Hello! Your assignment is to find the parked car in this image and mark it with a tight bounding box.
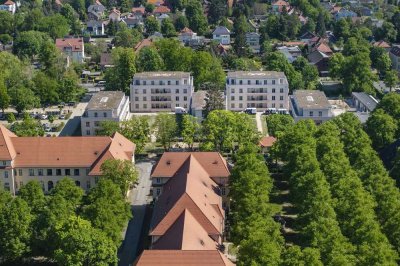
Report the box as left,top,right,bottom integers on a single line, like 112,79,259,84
277,108,289,115
175,107,187,114
43,123,51,132
95,81,106,87
39,114,48,120
244,108,257,115
59,114,66,120
263,108,277,115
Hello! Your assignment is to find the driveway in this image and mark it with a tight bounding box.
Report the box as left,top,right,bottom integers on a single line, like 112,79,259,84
59,102,88,136
118,161,153,266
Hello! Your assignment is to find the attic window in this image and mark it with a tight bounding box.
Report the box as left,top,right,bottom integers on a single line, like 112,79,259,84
166,160,171,165
200,240,205,246
94,151,98,155
306,96,314,102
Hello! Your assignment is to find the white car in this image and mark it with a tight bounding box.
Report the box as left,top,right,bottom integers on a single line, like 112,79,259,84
40,114,48,120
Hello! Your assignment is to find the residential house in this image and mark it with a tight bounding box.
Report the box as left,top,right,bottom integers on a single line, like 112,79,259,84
300,31,317,45
373,40,391,52
298,14,308,25
0,0,16,14
134,38,154,52
147,0,164,6
100,52,113,69
81,91,130,136
390,46,400,72
87,0,105,20
351,92,379,113
271,0,291,13
131,7,145,15
130,72,194,112
86,20,105,35
226,71,290,111
0,125,135,195
153,5,170,17
313,41,333,56
109,8,121,21
55,38,85,64
245,32,261,53
276,45,302,63
122,15,144,28
308,50,330,76
333,8,357,21
290,90,333,124
150,152,230,208
179,27,197,44
360,6,372,16
212,26,231,45
190,90,207,119
156,13,170,23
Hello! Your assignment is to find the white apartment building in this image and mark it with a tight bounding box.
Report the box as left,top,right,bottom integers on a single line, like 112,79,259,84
290,90,333,124
0,125,135,195
130,72,194,112
225,71,289,111
81,91,130,136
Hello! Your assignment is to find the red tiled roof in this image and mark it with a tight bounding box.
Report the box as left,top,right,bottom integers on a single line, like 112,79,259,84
180,27,193,34
150,155,224,237
55,38,84,52
272,0,290,6
151,152,230,180
259,136,277,148
134,38,153,52
134,250,234,266
4,0,15,5
316,42,333,55
0,126,16,160
110,8,121,15
281,41,306,46
373,40,390,48
0,125,135,172
147,0,164,5
153,5,170,13
132,7,145,14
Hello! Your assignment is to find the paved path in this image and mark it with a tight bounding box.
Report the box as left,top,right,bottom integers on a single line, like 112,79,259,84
255,112,263,134
59,102,88,136
118,161,153,266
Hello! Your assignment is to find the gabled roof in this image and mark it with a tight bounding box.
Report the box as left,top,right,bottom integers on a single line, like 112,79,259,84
300,31,316,40
315,42,332,54
272,0,290,6
180,27,193,34
373,40,390,48
150,155,224,237
153,5,170,13
0,125,135,171
4,0,14,5
212,26,230,35
152,209,218,250
307,50,329,64
0,126,16,161
134,250,234,266
134,38,153,51
55,38,84,52
151,152,230,179
132,7,145,14
259,136,277,147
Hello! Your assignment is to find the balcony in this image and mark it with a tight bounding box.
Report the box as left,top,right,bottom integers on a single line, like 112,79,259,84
151,89,171,94
151,97,171,102
247,97,268,101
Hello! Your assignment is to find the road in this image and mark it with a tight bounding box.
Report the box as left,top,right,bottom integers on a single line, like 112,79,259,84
255,112,263,134
59,102,88,136
118,161,153,266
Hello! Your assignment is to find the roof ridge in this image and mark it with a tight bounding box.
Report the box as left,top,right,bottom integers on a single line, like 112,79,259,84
0,125,16,160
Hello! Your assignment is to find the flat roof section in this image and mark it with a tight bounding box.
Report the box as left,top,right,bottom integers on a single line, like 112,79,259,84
86,91,126,111
293,90,331,109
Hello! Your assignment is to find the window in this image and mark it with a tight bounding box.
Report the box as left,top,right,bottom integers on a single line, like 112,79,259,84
103,112,107,117
48,181,54,191
280,88,284,93
135,104,139,109
56,169,62,176
47,169,52,176
239,103,243,108
280,78,284,84
74,169,80,176
86,169,90,175
231,88,235,93
38,169,43,176
221,187,226,195
65,169,70,176
168,81,171,85
4,171,8,178
175,89,179,93
4,182,10,191
135,97,139,101
94,121,100,127
184,96,187,101
231,103,235,108
231,96,235,100
29,169,34,176
176,96,179,101
135,89,139,94
40,181,45,191
75,180,81,187
143,104,147,108
143,81,146,85
94,112,98,118
135,80,140,85
156,178,161,184
13,169,16,176
272,96,276,100
272,88,276,93
95,176,99,184
156,188,161,196
247,80,251,85
239,88,243,93
86,122,90,127
280,96,283,100
86,130,91,135
19,181,23,188
86,180,91,189
151,81,155,85
239,96,243,100
319,111,323,117
272,103,276,108
143,89,146,94
18,169,22,176
143,96,147,101
184,79,188,85
272,80,276,85
176,103,180,107
2,161,5,166
176,80,179,85
264,80,267,85
239,80,243,85
256,80,259,85
310,111,314,117
183,89,187,93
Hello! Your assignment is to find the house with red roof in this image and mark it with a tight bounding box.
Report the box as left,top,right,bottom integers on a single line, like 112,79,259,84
271,0,290,13
55,38,85,65
0,0,16,14
373,40,391,52
153,5,170,16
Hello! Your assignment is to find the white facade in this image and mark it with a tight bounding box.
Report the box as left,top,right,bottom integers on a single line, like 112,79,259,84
81,91,130,136
290,90,333,124
130,72,194,112
225,71,290,111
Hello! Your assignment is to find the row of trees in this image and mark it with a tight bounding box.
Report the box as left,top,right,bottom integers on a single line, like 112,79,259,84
0,158,137,264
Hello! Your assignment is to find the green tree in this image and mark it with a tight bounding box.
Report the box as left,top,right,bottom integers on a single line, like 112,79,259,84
191,51,225,88
376,93,400,120
174,15,189,31
292,56,319,89
32,71,60,105
181,115,201,150
316,12,326,37
58,73,81,102
153,113,177,150
161,18,177,37
18,180,46,214
0,78,10,113
10,87,40,114
155,38,193,71
370,46,392,74
384,70,399,93
51,178,84,208
0,197,33,261
13,31,50,60
39,14,70,39
282,246,323,266
11,117,45,136
121,116,150,154
71,0,87,20
100,159,138,196
82,179,131,245
53,216,117,266
0,10,13,35
96,121,120,136
185,0,208,35
114,25,142,47
266,114,294,137
365,109,398,149
333,18,350,40
208,0,226,24
202,83,225,117
39,39,60,75
145,16,160,35
374,21,397,43
136,46,164,72
104,47,136,93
